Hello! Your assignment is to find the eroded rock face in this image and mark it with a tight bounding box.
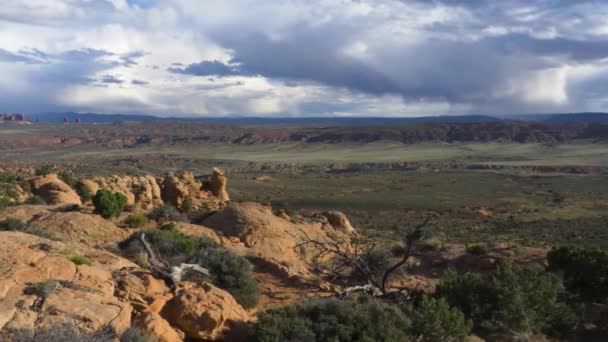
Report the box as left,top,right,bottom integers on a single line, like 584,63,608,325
321,211,357,235
36,169,226,213
0,205,129,245
209,167,230,203
114,269,184,342
161,282,250,341
115,270,249,341
0,232,136,338
162,171,207,209
202,202,352,278
135,312,184,342
29,174,82,205
7,184,30,204
82,175,163,210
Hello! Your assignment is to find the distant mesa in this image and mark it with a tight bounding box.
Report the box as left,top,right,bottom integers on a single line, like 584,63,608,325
0,112,31,124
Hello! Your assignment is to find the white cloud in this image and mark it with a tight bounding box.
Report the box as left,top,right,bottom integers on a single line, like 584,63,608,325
0,0,607,116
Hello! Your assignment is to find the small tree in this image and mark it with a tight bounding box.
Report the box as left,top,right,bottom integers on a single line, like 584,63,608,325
253,299,411,342
299,216,431,295
119,227,259,308
92,189,127,218
124,214,149,228
35,165,55,176
436,262,576,338
547,246,608,303
407,296,472,342
0,218,26,231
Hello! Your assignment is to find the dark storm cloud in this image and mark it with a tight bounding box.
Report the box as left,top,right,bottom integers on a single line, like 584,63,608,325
172,28,402,96
0,47,142,112
3,0,608,115
170,0,608,113
100,75,124,84
169,60,242,76
120,51,145,67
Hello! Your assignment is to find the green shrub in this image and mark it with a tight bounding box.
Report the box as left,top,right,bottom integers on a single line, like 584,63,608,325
92,189,127,218
0,217,26,231
547,246,608,303
180,197,194,213
120,227,258,308
159,222,177,231
25,195,46,205
0,217,61,240
466,244,488,256
0,172,18,183
119,327,156,342
149,204,189,223
75,183,93,202
0,196,9,210
69,255,92,266
143,226,198,257
26,280,59,299
9,324,155,342
35,165,55,176
26,229,62,241
436,263,576,337
419,238,443,251
253,299,411,342
124,214,149,228
58,171,77,187
407,296,472,342
192,238,259,308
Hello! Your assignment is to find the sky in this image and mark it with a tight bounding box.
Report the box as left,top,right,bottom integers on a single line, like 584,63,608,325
1,0,608,117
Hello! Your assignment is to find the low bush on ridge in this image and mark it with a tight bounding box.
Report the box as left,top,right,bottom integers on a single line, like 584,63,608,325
253,297,472,342
436,262,578,338
124,214,149,228
93,189,127,219
120,226,259,308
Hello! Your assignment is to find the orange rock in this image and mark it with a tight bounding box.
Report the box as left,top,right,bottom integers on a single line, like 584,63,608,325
29,174,82,205
322,211,357,235
135,312,184,342
210,167,230,203
161,282,250,341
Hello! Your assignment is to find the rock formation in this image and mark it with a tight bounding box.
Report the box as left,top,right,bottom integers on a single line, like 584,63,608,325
209,167,230,203
0,113,29,124
0,232,135,338
202,202,353,278
0,205,129,245
162,171,200,208
161,282,250,341
115,269,250,341
81,175,163,210
321,211,357,235
29,174,82,205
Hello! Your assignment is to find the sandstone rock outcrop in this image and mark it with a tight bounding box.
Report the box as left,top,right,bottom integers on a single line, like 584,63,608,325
161,282,250,341
81,175,163,210
0,232,135,338
29,174,82,205
321,211,357,235
45,169,228,213
202,202,352,278
0,205,129,245
162,171,210,209
3,184,30,204
116,269,249,341
209,167,230,203
135,312,184,342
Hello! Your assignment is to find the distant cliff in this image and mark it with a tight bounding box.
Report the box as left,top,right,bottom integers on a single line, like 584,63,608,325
1,112,29,123
1,121,608,150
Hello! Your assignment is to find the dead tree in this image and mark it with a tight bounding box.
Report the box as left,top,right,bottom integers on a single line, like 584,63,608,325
299,216,432,297
139,233,210,288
